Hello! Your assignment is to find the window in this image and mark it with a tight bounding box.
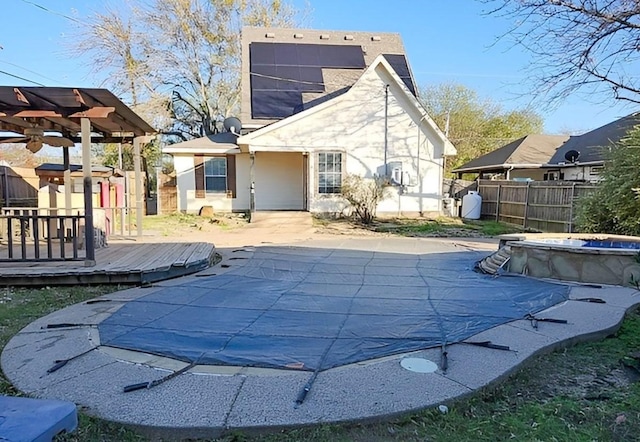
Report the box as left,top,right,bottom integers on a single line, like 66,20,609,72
318,152,342,194
204,157,227,193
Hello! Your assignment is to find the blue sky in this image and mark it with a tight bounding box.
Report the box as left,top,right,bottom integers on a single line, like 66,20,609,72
1,0,636,134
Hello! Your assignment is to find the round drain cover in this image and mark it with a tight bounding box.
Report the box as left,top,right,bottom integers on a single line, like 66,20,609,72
400,357,438,373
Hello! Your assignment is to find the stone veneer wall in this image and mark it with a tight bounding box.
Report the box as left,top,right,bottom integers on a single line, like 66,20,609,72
509,243,640,287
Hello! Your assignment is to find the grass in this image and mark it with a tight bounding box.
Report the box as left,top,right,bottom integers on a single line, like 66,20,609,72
1,285,639,441
372,217,525,238
0,285,143,441
140,212,249,236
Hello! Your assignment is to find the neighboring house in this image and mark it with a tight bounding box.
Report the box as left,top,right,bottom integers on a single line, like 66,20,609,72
544,112,640,182
167,28,456,216
452,134,570,180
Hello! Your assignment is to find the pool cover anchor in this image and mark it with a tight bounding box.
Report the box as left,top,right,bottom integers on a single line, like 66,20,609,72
123,360,198,393
440,343,448,374
525,313,568,330
295,370,319,406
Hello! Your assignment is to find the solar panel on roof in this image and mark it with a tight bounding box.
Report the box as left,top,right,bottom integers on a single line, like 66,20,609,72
251,90,303,119
383,54,417,96
250,42,366,119
318,45,366,68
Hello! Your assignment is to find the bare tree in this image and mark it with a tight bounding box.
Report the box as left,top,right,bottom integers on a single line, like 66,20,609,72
484,1,640,105
71,0,305,140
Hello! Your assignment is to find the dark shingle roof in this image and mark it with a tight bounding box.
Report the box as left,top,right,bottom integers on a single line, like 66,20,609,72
548,112,640,165
452,134,570,173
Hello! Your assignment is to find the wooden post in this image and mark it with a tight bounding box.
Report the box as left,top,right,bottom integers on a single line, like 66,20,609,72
495,184,501,222
156,166,162,215
81,118,95,266
133,137,144,237
568,182,576,233
524,181,531,229
63,146,71,216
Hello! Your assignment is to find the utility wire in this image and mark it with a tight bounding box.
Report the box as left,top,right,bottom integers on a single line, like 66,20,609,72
19,0,82,24
0,60,64,85
0,70,45,86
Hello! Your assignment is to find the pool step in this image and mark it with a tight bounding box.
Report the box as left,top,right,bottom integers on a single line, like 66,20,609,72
476,245,512,275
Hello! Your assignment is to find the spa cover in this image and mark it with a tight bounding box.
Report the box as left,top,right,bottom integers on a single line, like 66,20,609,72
98,247,569,371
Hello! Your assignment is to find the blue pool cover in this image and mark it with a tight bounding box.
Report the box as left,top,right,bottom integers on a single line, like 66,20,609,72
98,247,569,371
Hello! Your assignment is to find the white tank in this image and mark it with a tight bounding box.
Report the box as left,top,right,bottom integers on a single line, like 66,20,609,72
461,191,482,219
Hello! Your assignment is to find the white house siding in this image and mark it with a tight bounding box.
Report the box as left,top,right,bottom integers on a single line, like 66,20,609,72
254,152,305,210
240,62,447,216
173,154,251,213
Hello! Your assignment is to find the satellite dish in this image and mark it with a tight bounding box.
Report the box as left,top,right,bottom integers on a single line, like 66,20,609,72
223,117,242,135
564,149,580,163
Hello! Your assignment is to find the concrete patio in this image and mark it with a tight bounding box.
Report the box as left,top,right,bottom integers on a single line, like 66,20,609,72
2,236,639,440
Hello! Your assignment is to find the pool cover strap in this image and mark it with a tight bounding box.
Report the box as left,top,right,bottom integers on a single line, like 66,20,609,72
123,360,199,393
465,341,511,351
525,313,568,329
47,347,98,374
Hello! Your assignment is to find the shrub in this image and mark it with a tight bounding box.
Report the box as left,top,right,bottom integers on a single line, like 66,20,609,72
340,174,390,224
575,126,640,235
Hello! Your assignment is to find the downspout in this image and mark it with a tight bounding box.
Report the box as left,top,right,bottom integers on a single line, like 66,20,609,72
506,166,514,180
384,84,389,178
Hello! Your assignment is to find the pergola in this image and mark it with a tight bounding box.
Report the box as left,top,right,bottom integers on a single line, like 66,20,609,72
0,86,156,264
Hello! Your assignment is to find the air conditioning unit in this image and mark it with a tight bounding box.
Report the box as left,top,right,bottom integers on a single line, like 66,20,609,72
391,167,411,187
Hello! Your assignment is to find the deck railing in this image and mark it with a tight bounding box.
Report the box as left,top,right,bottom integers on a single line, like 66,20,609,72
0,209,84,262
0,206,143,263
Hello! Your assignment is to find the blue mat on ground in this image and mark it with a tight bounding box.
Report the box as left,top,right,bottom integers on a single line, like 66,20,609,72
98,247,569,371
0,395,77,442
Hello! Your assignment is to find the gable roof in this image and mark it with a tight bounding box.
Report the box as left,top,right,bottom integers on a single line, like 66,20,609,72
452,134,570,173
240,27,416,126
237,54,455,155
547,112,640,166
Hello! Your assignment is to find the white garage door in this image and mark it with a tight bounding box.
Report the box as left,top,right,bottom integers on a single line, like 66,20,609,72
254,152,305,210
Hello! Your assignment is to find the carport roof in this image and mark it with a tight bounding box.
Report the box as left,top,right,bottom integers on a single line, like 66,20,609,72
0,86,155,143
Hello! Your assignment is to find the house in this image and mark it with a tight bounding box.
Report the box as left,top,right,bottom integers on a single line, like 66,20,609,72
166,28,456,216
544,112,640,182
451,134,570,180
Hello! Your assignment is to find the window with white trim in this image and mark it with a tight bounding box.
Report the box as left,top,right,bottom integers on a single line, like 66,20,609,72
318,152,342,194
204,157,227,193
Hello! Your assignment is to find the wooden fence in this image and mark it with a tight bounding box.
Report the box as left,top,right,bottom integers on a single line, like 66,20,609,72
0,166,38,207
159,173,177,214
477,180,597,233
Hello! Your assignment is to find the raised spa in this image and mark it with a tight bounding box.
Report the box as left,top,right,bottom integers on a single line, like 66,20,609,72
502,234,640,286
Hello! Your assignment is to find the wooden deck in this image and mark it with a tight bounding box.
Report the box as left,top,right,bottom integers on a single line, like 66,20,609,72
0,241,217,286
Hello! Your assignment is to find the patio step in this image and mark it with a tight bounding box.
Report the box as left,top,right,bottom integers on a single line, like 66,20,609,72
475,245,512,275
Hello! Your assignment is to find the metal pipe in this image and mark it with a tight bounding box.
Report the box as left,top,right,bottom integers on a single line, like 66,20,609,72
384,84,389,177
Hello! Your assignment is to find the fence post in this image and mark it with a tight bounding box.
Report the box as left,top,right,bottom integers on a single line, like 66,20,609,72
524,182,531,229
495,184,501,222
568,183,576,233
